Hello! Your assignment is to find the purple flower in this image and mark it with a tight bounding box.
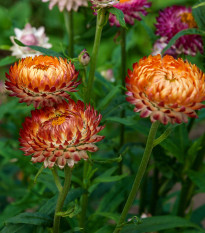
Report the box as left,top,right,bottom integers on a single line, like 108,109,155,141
155,6,203,56
109,0,151,27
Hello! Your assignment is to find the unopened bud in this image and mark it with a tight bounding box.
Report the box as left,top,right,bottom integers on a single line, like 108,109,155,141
78,49,90,66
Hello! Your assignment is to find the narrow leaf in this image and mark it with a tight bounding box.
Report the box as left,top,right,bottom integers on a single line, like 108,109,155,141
98,85,121,111
34,165,44,184
14,39,63,57
121,216,202,233
108,8,127,29
153,126,173,147
6,212,52,226
162,28,205,54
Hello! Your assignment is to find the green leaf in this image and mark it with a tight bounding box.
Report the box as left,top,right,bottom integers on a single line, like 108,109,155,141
193,2,205,8
108,8,127,29
39,188,84,215
160,124,189,163
34,165,44,184
56,202,81,218
121,216,202,233
0,56,18,67
91,155,122,164
14,39,63,57
104,116,138,126
193,0,205,29
93,173,127,184
1,224,33,233
6,212,52,226
188,170,205,192
92,212,120,223
162,28,205,55
153,126,173,147
97,85,121,111
94,226,114,233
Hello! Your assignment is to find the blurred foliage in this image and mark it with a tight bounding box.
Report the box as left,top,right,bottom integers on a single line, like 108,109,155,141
0,0,205,232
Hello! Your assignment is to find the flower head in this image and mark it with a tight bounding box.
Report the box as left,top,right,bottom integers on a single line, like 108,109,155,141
42,0,88,11
10,23,52,59
109,0,151,27
126,55,205,124
19,99,105,168
155,6,203,56
5,55,80,108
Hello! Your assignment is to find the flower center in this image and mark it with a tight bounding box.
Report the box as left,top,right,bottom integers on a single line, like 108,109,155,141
34,64,49,71
119,0,131,3
180,12,197,28
52,116,66,126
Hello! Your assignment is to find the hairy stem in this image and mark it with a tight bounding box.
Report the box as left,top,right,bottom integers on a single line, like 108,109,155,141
85,8,108,103
64,10,74,57
53,166,72,233
113,121,160,233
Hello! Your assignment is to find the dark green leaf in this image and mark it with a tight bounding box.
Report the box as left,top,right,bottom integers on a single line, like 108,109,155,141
91,212,120,223
97,85,121,111
104,116,138,126
188,170,205,192
153,126,173,147
6,212,52,226
1,224,34,233
108,8,127,29
39,188,84,215
193,0,205,29
121,216,202,233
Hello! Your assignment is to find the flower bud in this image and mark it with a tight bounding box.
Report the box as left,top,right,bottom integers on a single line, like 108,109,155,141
78,49,90,66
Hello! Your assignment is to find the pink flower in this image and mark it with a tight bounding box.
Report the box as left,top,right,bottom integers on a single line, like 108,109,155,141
155,6,203,56
152,37,177,57
42,0,88,11
109,0,151,27
10,23,52,58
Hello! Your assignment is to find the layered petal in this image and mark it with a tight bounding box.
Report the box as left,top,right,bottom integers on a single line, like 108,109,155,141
5,55,80,108
19,99,105,169
126,55,205,124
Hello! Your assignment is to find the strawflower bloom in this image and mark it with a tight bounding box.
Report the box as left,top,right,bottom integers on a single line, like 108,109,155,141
19,99,105,168
42,0,88,11
5,55,80,108
10,23,52,58
126,55,205,125
109,0,151,27
155,6,203,56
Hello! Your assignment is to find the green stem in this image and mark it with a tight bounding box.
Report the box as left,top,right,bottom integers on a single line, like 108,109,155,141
113,121,160,233
118,28,126,175
52,167,63,192
85,8,107,103
79,9,107,231
53,166,72,233
79,161,89,231
64,10,74,57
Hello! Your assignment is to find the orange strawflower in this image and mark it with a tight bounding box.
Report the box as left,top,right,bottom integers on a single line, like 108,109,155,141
19,99,105,168
5,55,80,108
126,55,205,124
